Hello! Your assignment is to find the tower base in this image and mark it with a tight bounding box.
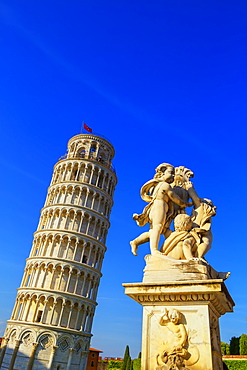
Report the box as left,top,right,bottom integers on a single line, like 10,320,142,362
0,323,90,370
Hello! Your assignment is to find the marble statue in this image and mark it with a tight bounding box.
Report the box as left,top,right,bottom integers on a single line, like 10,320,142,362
130,164,192,256
130,164,216,260
125,164,233,370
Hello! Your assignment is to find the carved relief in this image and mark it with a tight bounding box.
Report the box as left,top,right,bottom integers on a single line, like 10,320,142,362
39,334,53,349
22,331,35,347
58,337,70,352
156,309,199,370
209,310,223,369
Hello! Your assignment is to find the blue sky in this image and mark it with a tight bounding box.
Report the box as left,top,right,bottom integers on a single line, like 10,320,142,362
1,0,247,359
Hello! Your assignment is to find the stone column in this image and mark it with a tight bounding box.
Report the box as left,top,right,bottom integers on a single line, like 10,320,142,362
85,216,91,235
48,345,58,369
89,168,94,184
49,268,56,289
26,342,38,370
67,304,73,328
78,215,84,233
41,268,48,288
23,298,32,321
80,309,87,331
40,300,48,324
58,303,66,327
86,279,92,298
91,248,98,267
79,351,88,370
66,348,75,370
31,298,39,322
20,268,27,287
79,243,86,263
57,267,64,290
72,241,80,260
73,272,80,294
74,308,80,330
84,190,89,207
8,339,21,370
65,271,72,291
49,300,56,325
0,338,9,367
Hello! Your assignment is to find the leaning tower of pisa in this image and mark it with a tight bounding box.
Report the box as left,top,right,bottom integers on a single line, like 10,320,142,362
0,133,117,370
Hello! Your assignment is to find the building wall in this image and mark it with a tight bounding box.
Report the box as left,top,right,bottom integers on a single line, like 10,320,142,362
86,349,102,370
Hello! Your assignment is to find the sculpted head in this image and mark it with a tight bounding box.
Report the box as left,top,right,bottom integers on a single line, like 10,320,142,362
168,309,181,324
154,163,175,183
174,214,192,231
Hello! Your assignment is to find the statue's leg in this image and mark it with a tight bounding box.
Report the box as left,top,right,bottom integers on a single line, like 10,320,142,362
149,223,164,255
197,233,212,258
197,240,211,258
149,200,168,255
130,232,150,256
182,239,194,260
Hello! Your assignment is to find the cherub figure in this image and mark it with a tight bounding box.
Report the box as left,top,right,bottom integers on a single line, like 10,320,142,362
157,309,189,370
160,309,187,350
185,182,216,258
161,194,216,261
161,214,198,260
130,163,192,256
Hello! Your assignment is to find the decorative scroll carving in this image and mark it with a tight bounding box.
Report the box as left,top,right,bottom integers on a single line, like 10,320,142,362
136,293,225,315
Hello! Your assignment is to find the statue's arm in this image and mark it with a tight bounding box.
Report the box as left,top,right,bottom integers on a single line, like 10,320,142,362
185,182,201,207
160,310,169,325
165,184,192,207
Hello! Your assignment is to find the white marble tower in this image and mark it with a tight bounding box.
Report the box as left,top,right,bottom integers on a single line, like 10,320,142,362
0,133,117,370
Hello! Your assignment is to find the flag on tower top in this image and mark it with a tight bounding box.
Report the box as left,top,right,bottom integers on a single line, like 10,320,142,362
83,123,92,133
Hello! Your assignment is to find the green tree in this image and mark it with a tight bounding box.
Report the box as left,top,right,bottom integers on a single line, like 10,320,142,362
138,352,141,359
130,359,134,370
122,346,130,370
240,334,247,355
126,356,131,370
133,358,141,370
221,342,230,355
229,336,240,355
108,361,123,370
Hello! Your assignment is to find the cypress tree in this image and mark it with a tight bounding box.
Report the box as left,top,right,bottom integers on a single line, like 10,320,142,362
229,336,240,355
126,356,131,370
130,359,134,370
122,346,130,370
138,352,141,359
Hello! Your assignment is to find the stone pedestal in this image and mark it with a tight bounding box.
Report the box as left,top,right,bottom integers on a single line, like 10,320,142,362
123,257,234,370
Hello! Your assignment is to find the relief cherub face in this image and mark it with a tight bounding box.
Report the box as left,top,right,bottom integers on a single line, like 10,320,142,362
169,314,179,324
168,309,180,324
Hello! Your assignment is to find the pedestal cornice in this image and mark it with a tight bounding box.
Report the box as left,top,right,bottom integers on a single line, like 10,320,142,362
123,279,234,316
